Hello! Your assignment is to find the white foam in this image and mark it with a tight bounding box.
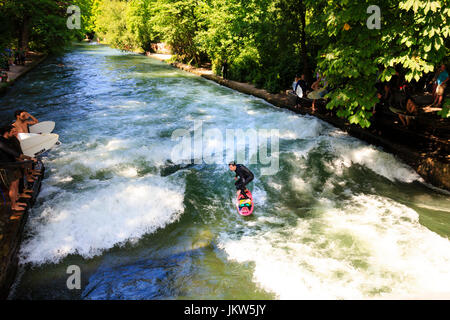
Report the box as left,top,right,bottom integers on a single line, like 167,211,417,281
219,194,450,299
291,176,312,193
329,137,422,183
20,176,185,265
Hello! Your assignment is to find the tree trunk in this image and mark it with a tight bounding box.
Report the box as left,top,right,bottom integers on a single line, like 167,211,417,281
299,0,311,84
18,15,31,50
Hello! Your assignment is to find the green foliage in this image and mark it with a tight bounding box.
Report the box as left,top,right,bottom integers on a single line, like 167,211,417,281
126,0,158,52
0,0,93,52
94,0,136,50
2,0,449,125
438,99,450,118
87,0,312,91
195,0,311,92
308,0,450,127
150,0,206,65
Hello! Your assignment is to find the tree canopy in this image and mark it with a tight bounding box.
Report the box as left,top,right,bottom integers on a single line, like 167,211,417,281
1,0,449,124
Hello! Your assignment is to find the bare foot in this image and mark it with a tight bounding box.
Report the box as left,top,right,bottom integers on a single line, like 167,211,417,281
19,193,32,199
10,213,24,220
12,203,26,211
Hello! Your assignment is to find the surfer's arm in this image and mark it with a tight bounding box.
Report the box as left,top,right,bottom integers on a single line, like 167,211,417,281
242,166,254,180
25,112,39,125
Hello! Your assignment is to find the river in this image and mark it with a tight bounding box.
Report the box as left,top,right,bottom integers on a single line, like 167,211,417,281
1,43,449,299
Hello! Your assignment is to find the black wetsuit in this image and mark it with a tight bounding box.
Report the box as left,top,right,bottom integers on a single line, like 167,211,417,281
0,137,20,163
234,164,254,198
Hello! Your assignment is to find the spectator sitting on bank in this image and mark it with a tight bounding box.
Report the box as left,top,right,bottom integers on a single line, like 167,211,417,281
393,97,418,127
0,125,28,214
432,64,448,107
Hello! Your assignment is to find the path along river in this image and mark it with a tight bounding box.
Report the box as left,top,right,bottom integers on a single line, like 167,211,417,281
1,43,449,299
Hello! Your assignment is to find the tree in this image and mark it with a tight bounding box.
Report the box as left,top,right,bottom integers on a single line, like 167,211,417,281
151,0,206,65
308,0,450,127
126,0,158,52
93,0,135,50
0,0,85,52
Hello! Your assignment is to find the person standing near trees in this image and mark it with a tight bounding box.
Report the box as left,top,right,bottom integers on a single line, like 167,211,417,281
221,59,229,79
294,74,309,108
432,64,448,107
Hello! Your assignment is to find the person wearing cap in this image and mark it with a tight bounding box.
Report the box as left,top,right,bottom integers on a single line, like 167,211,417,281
228,161,254,200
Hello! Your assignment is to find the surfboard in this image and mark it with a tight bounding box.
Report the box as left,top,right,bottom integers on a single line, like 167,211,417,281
295,84,303,98
389,106,416,119
29,121,55,134
236,190,254,216
18,133,60,157
292,82,304,98
307,88,327,100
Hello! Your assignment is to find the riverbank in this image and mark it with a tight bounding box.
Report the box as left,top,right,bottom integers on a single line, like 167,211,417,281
0,162,45,299
146,52,450,192
0,52,48,95
0,52,48,299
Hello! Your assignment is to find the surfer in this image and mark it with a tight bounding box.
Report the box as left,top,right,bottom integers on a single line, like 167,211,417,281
12,110,39,133
228,161,254,199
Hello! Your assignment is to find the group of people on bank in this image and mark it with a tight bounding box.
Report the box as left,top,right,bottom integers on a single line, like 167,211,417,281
290,72,329,112
289,64,449,127
0,111,41,219
0,48,27,83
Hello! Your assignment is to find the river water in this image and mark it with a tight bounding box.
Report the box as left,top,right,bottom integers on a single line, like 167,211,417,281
1,43,449,299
